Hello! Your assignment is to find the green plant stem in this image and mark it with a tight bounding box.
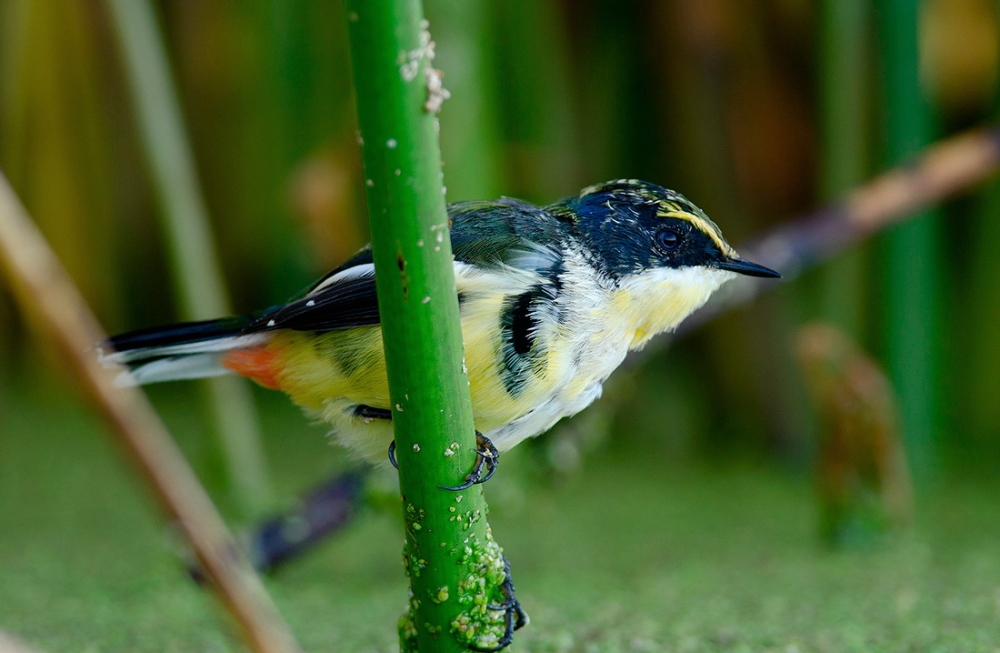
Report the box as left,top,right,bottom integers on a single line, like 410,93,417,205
104,0,270,514
425,0,503,201
344,2,510,651
492,0,576,199
819,0,870,337
966,160,1000,445
877,0,941,481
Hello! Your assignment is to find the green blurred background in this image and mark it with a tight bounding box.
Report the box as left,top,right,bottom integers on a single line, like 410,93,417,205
2,0,1000,650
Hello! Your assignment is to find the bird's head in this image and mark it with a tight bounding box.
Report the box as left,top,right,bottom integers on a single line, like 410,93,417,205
550,179,780,281
549,179,780,347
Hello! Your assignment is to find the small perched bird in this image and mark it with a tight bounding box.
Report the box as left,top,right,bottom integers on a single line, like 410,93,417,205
101,179,779,466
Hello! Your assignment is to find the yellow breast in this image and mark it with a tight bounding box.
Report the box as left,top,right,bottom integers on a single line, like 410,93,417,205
611,265,734,350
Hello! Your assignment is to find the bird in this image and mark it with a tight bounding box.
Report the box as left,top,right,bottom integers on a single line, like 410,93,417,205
100,179,780,470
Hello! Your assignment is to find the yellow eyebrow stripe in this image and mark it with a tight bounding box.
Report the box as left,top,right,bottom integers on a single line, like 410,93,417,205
659,210,736,257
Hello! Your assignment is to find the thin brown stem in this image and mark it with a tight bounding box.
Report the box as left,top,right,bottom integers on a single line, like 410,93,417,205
0,630,46,653
679,125,1000,335
0,171,301,653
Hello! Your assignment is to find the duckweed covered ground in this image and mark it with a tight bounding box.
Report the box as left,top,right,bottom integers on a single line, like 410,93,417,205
2,379,999,652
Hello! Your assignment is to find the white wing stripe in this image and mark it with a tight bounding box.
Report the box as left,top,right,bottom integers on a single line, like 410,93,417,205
308,263,376,295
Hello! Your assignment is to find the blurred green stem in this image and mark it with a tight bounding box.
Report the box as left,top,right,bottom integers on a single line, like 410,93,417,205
819,0,870,337
104,0,271,514
492,0,576,199
345,1,513,650
425,0,503,200
966,156,1000,445
876,0,940,481
0,170,301,653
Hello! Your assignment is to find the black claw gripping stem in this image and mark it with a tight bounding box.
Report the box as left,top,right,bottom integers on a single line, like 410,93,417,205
387,429,500,491
468,555,528,652
440,431,499,491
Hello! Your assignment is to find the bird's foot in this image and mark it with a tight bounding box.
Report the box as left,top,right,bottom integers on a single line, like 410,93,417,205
440,431,499,491
468,555,528,652
388,439,398,469
388,430,499,490
356,404,393,423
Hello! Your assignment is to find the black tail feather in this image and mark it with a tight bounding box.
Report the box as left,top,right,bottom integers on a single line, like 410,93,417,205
104,315,255,355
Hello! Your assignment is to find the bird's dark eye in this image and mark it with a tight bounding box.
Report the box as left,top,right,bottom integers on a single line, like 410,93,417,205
657,229,681,250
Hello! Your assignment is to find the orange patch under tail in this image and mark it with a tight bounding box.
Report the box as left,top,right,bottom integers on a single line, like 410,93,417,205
222,346,283,390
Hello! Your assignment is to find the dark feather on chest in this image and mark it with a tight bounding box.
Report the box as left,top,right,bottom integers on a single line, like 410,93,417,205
498,282,560,398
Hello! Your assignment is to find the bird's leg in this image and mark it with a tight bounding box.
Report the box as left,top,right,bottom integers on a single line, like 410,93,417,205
367,399,499,488
439,431,500,491
356,404,393,422
388,439,398,470
353,405,398,468
468,554,528,652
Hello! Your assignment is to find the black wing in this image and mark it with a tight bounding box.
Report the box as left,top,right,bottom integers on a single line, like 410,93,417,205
247,270,380,333
245,198,567,335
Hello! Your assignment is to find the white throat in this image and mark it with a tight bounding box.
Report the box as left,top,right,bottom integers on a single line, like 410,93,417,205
612,265,735,349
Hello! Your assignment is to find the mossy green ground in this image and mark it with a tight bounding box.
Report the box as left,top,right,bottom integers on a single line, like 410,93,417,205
2,378,999,652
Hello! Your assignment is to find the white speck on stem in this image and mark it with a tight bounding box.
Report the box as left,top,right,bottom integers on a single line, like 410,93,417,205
412,443,421,453
387,138,398,149
400,58,419,82
422,296,431,304
417,239,424,247
395,169,401,176
444,448,454,457
399,24,433,82
395,404,404,412
424,67,450,114
365,179,374,187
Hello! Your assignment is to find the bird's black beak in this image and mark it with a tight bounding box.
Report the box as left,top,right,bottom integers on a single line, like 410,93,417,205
715,257,782,278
